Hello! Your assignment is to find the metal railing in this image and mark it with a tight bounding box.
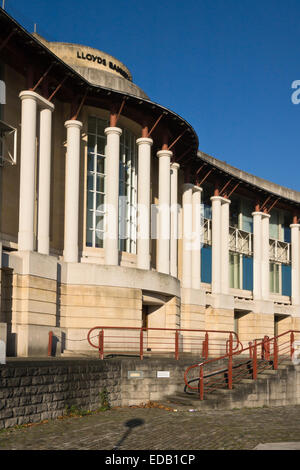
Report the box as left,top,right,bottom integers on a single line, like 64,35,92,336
203,218,212,245
184,330,300,400
85,326,241,360
229,226,253,255
269,238,291,264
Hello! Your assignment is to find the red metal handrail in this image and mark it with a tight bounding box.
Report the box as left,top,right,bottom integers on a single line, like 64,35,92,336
184,330,300,400
48,331,53,357
87,326,241,360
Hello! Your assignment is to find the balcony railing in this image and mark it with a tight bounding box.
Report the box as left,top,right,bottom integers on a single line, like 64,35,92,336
229,226,253,255
269,238,291,264
203,218,212,245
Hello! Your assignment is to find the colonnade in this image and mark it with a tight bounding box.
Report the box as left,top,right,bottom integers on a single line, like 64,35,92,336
17,90,183,277
17,90,300,310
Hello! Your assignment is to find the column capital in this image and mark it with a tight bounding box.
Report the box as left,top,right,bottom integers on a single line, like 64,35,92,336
290,224,300,229
65,119,83,130
157,149,173,159
252,211,263,217
252,211,270,218
171,162,180,170
19,90,54,111
104,126,122,136
211,195,230,204
193,185,203,193
136,137,153,146
221,197,231,205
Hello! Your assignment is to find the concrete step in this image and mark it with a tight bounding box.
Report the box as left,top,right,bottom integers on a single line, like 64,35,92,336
62,350,100,357
240,378,255,384
279,359,292,365
259,369,277,375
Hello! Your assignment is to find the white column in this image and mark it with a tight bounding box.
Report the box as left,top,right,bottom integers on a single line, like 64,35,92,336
192,186,203,290
136,137,153,270
290,224,300,306
182,184,193,288
170,162,180,278
104,126,122,266
211,196,222,294
63,120,82,263
18,91,38,251
261,212,270,300
252,211,262,300
221,198,231,294
157,149,172,274
37,106,54,255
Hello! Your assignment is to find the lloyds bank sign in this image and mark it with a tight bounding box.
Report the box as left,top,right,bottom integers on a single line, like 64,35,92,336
76,51,130,81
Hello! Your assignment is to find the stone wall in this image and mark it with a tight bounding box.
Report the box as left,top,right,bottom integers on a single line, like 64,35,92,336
1,356,300,429
0,357,193,429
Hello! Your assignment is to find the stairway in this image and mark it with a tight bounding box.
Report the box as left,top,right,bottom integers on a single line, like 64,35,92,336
160,359,299,410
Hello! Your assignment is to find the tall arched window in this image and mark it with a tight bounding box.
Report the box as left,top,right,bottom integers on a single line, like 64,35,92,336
119,128,137,254
86,116,137,253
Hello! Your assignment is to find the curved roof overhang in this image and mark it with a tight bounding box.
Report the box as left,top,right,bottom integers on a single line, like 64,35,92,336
195,151,300,216
0,9,198,164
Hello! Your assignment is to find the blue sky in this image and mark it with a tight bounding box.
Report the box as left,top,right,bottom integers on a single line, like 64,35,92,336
4,0,300,190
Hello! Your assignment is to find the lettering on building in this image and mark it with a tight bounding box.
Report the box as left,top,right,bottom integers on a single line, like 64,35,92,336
76,51,130,80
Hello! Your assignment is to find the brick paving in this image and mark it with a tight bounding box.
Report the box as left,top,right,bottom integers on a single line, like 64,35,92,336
0,404,300,450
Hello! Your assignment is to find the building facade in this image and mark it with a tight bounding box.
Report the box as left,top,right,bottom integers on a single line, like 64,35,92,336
0,9,300,356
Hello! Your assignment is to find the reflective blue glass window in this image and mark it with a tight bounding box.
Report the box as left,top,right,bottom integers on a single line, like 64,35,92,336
201,245,212,283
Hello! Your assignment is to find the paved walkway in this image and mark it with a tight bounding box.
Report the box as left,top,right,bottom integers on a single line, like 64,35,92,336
1,404,300,450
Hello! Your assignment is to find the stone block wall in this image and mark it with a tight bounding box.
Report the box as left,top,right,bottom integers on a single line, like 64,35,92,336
237,313,274,348
0,357,206,429
0,360,122,429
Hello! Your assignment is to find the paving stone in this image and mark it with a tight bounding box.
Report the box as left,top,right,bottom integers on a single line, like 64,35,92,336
0,404,300,450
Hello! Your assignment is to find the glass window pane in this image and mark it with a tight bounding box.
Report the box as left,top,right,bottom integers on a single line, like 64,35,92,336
230,198,240,228
282,264,291,296
270,262,280,293
87,173,94,191
275,264,280,293
119,163,125,181
96,192,105,210
96,119,106,136
95,234,103,248
97,175,105,193
87,154,94,172
201,245,212,283
86,117,137,252
204,204,212,220
87,210,93,230
96,215,104,231
88,134,96,154
88,117,96,134
86,229,93,247
97,136,105,155
97,156,105,174
243,256,253,291
229,253,240,289
87,191,94,210
270,211,279,240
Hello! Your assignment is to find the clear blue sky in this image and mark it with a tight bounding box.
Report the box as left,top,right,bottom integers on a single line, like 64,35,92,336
4,0,300,191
